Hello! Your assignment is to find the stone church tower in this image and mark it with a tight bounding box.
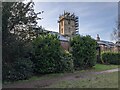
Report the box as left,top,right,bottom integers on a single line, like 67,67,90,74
58,11,79,39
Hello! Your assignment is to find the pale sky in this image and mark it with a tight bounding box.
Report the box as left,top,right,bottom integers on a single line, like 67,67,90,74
34,2,118,42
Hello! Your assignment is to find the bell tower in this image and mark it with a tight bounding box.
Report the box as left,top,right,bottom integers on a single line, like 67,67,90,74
58,11,79,39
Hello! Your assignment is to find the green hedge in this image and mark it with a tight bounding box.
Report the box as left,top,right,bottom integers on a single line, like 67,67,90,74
32,34,75,74
70,35,97,70
3,58,33,82
60,50,74,72
32,34,64,74
101,52,120,65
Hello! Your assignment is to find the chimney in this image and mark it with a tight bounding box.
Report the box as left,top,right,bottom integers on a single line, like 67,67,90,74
97,34,100,41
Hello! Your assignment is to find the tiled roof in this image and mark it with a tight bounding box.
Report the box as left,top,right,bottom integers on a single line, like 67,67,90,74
46,30,69,41
115,41,120,46
97,40,114,47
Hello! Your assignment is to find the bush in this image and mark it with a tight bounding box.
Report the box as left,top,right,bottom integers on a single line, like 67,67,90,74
13,58,33,80
60,51,74,72
70,35,97,70
32,34,63,74
3,58,33,82
2,62,14,82
101,52,120,65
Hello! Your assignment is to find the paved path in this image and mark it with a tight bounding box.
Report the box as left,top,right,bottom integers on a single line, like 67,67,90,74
95,68,119,74
3,68,119,88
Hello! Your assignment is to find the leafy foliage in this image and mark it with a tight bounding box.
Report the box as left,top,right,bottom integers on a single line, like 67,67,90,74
3,58,33,82
70,35,97,69
7,2,43,41
2,1,43,62
101,52,120,65
2,1,43,82
60,50,74,72
32,34,63,74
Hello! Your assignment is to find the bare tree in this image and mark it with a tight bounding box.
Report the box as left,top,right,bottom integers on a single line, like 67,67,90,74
111,23,120,42
111,2,120,43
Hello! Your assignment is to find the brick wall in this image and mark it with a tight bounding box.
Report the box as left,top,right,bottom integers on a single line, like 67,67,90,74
99,45,120,53
113,46,120,52
60,41,69,50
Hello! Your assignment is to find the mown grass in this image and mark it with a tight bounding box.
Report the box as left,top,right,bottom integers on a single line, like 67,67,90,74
15,64,118,83
3,64,118,85
47,72,118,88
92,64,118,71
3,72,65,84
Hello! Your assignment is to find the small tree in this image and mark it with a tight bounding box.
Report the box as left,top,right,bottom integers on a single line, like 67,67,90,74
2,1,43,62
70,35,97,69
2,1,43,82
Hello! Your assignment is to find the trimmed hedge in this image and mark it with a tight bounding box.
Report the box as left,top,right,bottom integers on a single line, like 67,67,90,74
70,35,97,70
101,52,120,65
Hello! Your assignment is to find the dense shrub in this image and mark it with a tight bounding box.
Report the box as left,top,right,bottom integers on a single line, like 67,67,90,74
60,51,74,72
32,34,63,74
2,62,14,82
101,52,120,65
70,35,97,70
3,58,33,82
13,58,33,80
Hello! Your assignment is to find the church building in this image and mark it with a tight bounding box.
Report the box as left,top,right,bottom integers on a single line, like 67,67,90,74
46,11,120,52
57,11,119,52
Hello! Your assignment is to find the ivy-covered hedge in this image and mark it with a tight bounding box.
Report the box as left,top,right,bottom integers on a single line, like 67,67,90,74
70,35,97,70
101,52,120,65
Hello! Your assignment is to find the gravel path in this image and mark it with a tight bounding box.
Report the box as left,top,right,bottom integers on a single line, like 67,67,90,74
3,68,119,88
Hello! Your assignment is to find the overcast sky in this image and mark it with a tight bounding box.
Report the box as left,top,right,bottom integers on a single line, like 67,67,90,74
34,2,118,41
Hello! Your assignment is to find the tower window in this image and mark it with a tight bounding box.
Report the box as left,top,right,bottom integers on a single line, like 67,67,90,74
61,28,63,33
61,21,63,26
68,20,70,24
69,27,70,33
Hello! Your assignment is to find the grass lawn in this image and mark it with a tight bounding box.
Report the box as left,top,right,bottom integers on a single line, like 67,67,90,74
47,72,118,88
92,64,118,71
3,64,119,87
3,72,64,84
14,64,118,83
